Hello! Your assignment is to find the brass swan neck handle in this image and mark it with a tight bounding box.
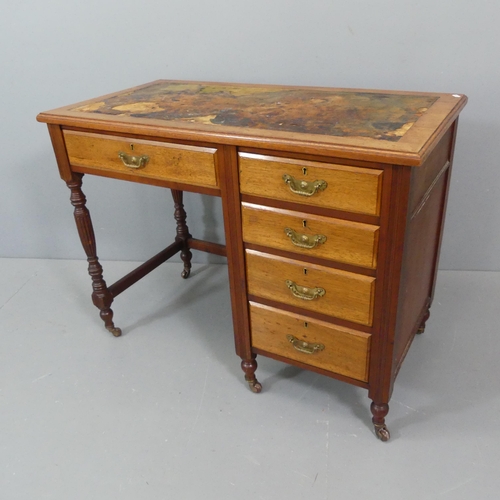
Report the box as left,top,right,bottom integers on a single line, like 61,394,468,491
284,228,327,249
285,280,325,301
282,174,327,197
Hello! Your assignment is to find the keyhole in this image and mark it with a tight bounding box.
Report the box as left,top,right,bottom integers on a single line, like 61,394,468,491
302,220,307,228
303,268,308,275
302,167,308,175
304,322,308,328
130,144,134,151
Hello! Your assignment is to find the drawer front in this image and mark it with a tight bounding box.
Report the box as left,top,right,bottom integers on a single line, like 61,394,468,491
242,203,379,268
246,250,375,326
239,153,383,216
250,302,371,382
64,131,218,188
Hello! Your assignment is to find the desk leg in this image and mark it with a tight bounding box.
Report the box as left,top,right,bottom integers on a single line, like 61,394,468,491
171,190,192,279
241,355,262,393
370,401,390,441
218,145,262,393
66,173,121,337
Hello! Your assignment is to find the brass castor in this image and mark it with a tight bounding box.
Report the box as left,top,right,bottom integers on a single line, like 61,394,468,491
107,326,122,337
416,307,430,334
181,268,191,279
374,424,391,442
247,379,262,393
241,356,261,393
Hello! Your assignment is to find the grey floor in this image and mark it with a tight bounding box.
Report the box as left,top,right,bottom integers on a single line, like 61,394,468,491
1,258,499,499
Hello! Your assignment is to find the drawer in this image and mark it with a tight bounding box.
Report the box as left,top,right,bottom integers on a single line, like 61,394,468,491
242,202,379,268
239,153,383,216
250,302,371,382
63,130,218,188
246,250,375,326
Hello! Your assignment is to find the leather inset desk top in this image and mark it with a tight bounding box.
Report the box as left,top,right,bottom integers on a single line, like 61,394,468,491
72,81,438,142
38,80,467,166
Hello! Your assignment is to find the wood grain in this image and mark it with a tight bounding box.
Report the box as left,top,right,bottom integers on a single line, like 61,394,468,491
242,203,379,268
63,130,218,188
239,153,383,215
37,79,467,166
246,250,375,326
38,79,467,439
250,302,371,382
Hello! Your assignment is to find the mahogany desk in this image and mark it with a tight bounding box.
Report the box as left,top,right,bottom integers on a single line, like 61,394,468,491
37,81,467,441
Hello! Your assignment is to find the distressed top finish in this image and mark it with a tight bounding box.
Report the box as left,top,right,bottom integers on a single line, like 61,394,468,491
37,80,467,165
71,81,437,142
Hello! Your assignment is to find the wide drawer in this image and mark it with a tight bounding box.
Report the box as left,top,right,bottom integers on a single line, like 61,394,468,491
239,153,383,216
246,250,375,326
63,130,218,188
242,202,379,268
250,302,371,382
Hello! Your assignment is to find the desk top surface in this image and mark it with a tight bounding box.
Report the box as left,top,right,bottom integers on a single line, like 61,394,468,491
38,80,467,165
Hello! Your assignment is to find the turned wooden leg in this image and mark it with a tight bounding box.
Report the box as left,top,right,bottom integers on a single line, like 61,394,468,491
417,306,431,334
241,355,262,393
171,189,192,279
371,401,390,441
67,174,121,337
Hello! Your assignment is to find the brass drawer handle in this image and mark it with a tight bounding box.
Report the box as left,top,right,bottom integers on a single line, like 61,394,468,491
284,228,327,249
286,334,325,354
118,151,149,169
285,280,325,301
282,174,327,197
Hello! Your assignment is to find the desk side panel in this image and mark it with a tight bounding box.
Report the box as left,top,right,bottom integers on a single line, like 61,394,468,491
392,122,457,376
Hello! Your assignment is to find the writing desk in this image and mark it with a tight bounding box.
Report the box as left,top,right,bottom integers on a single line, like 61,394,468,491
37,80,467,440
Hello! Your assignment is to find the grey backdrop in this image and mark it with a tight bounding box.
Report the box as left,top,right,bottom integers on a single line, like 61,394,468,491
1,1,499,270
